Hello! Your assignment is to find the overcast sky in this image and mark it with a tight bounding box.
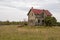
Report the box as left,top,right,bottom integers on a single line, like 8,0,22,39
0,0,60,22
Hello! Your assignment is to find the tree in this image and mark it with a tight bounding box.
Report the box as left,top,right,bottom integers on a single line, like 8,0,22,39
44,16,57,26
56,22,60,26
5,20,10,25
51,17,57,26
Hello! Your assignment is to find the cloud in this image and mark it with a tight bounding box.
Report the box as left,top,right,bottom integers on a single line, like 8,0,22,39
41,3,60,22
0,0,60,21
0,5,27,21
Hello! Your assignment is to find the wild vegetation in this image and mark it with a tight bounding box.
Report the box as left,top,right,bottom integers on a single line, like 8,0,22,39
44,16,57,26
0,25,60,40
0,18,60,40
0,21,28,26
0,20,60,26
0,16,60,40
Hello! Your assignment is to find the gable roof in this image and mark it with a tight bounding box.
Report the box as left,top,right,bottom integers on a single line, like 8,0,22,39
28,7,52,16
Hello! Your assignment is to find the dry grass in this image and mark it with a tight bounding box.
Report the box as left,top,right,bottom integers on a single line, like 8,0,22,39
0,25,60,40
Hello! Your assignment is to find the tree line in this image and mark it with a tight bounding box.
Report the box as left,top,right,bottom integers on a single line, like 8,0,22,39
0,16,60,26
0,21,28,25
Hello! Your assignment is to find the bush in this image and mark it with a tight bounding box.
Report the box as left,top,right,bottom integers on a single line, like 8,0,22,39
44,16,57,26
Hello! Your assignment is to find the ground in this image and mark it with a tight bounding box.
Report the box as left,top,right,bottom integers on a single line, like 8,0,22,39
0,25,60,40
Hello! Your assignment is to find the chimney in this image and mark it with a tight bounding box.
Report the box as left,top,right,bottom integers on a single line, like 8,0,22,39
31,7,33,9
43,9,45,11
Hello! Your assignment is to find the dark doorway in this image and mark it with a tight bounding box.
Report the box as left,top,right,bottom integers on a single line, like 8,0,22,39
38,19,40,23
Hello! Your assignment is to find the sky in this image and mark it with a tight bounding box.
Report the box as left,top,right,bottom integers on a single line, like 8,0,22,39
0,0,60,22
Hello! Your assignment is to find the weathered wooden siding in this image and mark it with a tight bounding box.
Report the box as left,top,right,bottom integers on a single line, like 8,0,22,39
28,11,36,26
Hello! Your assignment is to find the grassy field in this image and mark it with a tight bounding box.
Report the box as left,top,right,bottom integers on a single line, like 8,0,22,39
0,25,60,40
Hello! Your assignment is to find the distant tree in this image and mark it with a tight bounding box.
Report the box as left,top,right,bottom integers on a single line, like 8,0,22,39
5,20,10,25
44,16,57,26
0,21,2,25
56,22,60,26
23,18,28,26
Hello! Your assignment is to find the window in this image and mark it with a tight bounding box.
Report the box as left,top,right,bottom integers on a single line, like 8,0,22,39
42,20,44,24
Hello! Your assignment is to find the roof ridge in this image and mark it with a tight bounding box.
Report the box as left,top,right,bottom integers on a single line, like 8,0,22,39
32,8,48,11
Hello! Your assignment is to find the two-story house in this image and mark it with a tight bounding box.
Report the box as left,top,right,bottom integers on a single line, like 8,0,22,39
27,7,52,26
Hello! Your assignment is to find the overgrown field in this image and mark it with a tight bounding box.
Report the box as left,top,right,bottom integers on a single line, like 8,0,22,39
0,25,60,40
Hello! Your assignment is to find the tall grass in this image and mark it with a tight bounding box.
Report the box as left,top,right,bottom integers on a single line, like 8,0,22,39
0,25,60,40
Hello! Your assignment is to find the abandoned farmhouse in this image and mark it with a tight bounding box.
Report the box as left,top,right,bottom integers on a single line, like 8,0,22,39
27,7,52,26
